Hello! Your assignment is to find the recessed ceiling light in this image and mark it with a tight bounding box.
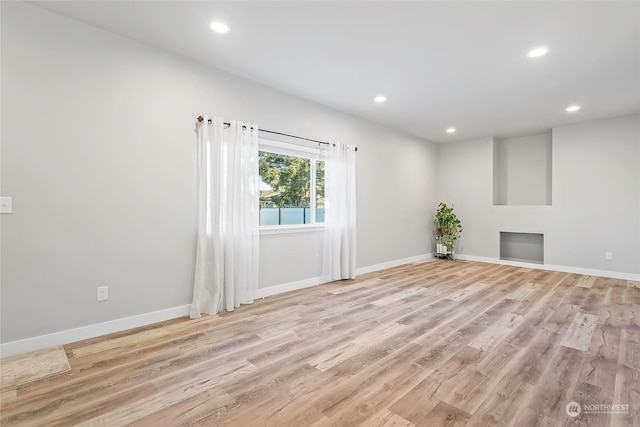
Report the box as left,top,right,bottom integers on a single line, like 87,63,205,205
566,105,581,112
446,128,456,134
528,46,548,58
374,95,386,103
210,21,229,34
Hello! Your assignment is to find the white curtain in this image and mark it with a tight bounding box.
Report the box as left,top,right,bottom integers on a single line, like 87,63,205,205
323,142,357,281
190,115,259,318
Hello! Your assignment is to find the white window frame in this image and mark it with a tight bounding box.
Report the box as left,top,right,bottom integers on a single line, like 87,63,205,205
258,138,325,234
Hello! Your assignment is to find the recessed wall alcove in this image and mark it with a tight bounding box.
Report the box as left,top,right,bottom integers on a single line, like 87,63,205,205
500,232,544,264
493,132,552,206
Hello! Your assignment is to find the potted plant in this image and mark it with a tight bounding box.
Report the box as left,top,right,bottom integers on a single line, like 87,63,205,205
434,202,463,259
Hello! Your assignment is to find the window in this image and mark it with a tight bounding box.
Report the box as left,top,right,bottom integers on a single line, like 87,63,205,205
258,139,325,226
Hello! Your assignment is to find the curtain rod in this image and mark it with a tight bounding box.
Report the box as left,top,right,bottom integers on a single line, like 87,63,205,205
196,116,357,151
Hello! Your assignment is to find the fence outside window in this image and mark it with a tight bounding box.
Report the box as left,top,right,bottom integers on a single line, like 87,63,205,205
259,207,325,226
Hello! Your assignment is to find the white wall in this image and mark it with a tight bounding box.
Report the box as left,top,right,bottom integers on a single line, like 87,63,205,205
258,230,325,290
436,137,499,258
0,2,438,343
548,116,640,273
437,115,640,276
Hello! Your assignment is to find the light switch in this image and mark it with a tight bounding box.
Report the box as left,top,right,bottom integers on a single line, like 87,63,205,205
0,197,12,214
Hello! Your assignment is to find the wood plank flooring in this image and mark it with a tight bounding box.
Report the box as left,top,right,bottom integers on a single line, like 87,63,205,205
1,260,639,426
0,346,70,391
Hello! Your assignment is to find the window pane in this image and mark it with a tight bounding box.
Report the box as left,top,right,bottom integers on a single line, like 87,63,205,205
259,151,311,226
316,160,325,223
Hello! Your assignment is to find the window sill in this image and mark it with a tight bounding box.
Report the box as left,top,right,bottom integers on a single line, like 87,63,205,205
259,224,325,235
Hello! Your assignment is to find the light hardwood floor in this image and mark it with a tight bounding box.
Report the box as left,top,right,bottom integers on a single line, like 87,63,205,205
1,260,639,426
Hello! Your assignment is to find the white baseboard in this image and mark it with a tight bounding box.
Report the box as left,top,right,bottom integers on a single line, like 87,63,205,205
454,254,640,281
0,304,191,358
355,253,433,275
256,254,433,298
255,253,435,299
256,276,327,298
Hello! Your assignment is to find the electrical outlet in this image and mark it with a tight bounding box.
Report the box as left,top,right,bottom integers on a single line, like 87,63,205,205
97,286,109,301
605,252,613,261
0,197,12,214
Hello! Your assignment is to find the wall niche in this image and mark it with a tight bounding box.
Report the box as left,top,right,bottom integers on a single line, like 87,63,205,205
500,232,544,264
493,132,552,206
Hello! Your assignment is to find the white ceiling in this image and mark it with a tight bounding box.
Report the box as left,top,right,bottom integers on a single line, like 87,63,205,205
30,1,640,143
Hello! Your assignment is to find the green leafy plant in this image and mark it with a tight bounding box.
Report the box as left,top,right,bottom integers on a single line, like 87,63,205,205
434,202,463,252
259,152,325,207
